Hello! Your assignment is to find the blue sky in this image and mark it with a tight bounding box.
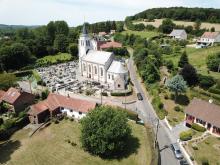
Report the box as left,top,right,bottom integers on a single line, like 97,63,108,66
0,0,220,26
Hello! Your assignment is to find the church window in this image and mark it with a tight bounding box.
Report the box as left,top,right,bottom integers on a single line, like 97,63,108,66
108,74,110,79
88,40,90,46
101,68,103,76
94,66,97,74
118,84,121,88
89,65,91,72
83,64,86,71
112,75,114,80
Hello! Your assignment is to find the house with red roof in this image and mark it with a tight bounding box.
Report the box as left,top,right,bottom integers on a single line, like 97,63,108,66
28,93,97,124
185,98,220,136
99,41,122,50
0,87,35,113
197,32,220,46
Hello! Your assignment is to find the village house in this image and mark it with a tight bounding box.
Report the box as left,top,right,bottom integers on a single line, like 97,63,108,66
99,41,122,50
197,32,220,46
185,98,220,136
0,87,35,114
169,29,187,40
28,93,96,124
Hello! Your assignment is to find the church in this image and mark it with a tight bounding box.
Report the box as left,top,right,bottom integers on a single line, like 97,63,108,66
78,24,129,90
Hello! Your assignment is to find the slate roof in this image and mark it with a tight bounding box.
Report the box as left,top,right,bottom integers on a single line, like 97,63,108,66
169,29,186,36
107,60,128,74
185,98,220,128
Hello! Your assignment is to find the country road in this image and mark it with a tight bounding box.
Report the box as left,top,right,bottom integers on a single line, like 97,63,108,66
127,49,179,165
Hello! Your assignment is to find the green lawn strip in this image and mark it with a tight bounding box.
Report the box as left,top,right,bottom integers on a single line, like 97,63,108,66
121,30,160,39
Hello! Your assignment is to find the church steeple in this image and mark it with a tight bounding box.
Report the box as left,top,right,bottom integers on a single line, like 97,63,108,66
81,23,88,36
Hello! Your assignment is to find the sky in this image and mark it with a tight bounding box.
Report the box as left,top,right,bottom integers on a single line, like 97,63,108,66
0,0,220,26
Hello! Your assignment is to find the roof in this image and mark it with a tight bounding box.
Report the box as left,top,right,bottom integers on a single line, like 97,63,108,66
185,98,220,128
83,50,113,65
201,32,220,39
107,60,128,74
1,87,21,104
99,32,107,36
100,41,122,49
28,93,96,115
0,90,6,99
169,29,186,36
81,23,88,37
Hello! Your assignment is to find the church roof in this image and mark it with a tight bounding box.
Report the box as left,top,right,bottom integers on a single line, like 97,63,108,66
83,50,112,65
108,60,128,74
81,23,88,37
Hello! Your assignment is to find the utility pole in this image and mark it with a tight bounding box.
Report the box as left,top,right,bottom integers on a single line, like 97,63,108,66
154,118,160,148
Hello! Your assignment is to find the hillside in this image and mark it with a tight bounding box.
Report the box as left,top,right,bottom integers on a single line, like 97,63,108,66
126,7,220,23
0,24,40,30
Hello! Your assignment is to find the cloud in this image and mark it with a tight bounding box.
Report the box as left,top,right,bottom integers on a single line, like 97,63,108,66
0,0,219,26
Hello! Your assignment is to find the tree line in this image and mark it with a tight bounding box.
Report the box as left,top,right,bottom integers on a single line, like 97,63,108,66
126,7,220,23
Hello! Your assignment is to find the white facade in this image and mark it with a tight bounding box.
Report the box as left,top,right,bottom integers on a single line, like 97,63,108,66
197,32,220,46
61,108,86,119
78,24,128,90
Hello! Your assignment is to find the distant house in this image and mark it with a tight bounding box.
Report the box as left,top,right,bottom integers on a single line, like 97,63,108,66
169,29,187,40
99,41,122,50
185,98,220,136
0,87,35,113
28,93,97,124
197,32,220,46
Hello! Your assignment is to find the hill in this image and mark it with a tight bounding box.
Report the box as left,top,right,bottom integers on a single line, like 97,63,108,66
0,24,40,30
126,7,220,23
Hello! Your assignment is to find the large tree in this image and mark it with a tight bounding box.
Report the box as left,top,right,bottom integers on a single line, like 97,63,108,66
178,51,189,68
159,18,175,34
206,52,220,72
68,43,78,58
80,106,131,157
53,34,69,53
166,75,187,102
180,64,198,86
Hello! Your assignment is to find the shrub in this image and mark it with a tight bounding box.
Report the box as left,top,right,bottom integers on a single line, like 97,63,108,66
191,123,206,132
192,145,199,150
198,74,215,89
110,89,132,96
208,87,220,95
158,102,164,109
190,156,194,161
174,106,181,112
101,92,108,96
201,158,209,165
179,130,192,141
164,94,169,99
2,119,16,130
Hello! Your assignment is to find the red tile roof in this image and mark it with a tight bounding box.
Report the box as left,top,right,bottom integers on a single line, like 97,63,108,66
201,32,220,39
29,93,96,115
100,41,122,49
185,98,220,128
1,87,21,104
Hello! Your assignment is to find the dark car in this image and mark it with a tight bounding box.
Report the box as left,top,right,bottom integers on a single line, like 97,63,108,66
137,93,143,100
180,159,189,165
171,143,183,159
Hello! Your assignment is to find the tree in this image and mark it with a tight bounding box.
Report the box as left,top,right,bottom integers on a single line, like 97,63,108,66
80,106,131,157
54,21,69,36
211,27,215,32
180,64,198,86
194,19,201,31
178,51,189,68
68,43,78,58
141,63,160,84
0,73,17,90
206,52,220,72
159,18,175,34
53,34,69,53
166,75,187,102
198,74,215,89
46,21,56,45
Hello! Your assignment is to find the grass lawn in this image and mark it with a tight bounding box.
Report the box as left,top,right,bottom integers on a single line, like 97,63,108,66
188,136,220,165
36,53,72,66
121,30,160,39
0,120,156,165
164,46,220,79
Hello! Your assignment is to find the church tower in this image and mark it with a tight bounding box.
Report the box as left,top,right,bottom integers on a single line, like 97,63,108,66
78,23,93,75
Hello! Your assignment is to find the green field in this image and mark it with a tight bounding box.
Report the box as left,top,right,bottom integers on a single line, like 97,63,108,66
121,30,160,39
188,136,220,165
36,53,72,66
0,120,156,165
164,46,220,79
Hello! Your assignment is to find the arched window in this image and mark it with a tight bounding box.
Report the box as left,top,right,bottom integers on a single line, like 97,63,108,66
94,66,97,74
100,68,103,76
112,75,114,80
83,63,86,71
89,65,91,72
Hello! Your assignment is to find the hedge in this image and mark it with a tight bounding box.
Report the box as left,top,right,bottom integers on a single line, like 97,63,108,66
180,130,192,141
110,88,133,96
191,123,206,132
208,87,220,95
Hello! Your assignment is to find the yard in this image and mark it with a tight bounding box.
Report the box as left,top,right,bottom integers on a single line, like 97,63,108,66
121,30,160,39
0,120,156,165
187,136,220,165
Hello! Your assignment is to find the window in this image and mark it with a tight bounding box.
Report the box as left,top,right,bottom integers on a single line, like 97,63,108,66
89,65,91,72
70,110,73,112
83,63,86,71
79,111,82,115
108,74,110,79
112,75,114,80
118,84,121,88
100,68,103,76
94,66,97,74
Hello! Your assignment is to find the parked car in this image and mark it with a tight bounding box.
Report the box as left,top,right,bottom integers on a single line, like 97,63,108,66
180,159,189,165
137,93,143,100
171,143,183,159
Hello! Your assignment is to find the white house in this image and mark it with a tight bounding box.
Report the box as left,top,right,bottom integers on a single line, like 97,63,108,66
197,32,220,46
169,29,187,40
78,24,129,90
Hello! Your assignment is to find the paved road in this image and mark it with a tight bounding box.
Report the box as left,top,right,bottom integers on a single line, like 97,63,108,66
128,57,179,165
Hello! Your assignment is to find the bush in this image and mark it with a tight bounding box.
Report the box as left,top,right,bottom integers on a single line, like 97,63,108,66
158,102,164,109
179,130,192,141
2,119,16,130
192,144,199,150
208,87,220,95
174,106,181,112
191,123,206,132
164,94,169,99
201,158,209,165
190,156,194,161
198,74,215,89
110,90,132,96
101,92,108,96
